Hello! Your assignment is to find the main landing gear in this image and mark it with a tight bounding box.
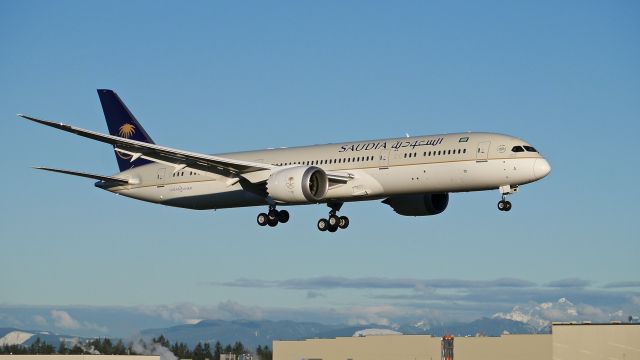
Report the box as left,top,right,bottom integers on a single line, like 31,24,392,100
497,184,518,212
257,206,290,227
317,202,349,233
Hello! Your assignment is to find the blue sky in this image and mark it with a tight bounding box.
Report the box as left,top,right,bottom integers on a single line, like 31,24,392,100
1,1,639,336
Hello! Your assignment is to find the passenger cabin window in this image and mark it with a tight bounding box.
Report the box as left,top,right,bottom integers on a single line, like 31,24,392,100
512,146,525,153
524,145,537,152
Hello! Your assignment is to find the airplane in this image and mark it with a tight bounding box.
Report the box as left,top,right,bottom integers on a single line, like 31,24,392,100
20,89,551,232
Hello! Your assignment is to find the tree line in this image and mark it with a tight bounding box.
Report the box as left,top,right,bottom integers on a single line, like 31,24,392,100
0,335,272,360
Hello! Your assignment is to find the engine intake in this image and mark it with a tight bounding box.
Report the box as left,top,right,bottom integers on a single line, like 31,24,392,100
383,193,449,216
267,166,329,203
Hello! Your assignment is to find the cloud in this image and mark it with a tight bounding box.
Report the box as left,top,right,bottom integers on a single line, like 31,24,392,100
208,276,639,325
545,278,592,288
51,310,81,329
603,281,640,289
213,278,274,288
218,301,264,320
342,304,399,326
0,313,24,328
32,315,48,327
215,276,536,291
373,284,636,308
50,310,108,333
306,291,325,299
135,303,222,323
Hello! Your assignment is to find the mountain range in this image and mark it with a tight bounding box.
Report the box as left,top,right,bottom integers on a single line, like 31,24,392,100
1,317,545,350
8,298,622,350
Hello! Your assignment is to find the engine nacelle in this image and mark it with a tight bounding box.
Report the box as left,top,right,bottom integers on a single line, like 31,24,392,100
267,166,329,203
382,193,449,216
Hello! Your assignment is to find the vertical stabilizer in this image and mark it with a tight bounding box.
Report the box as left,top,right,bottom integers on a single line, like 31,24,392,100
97,89,154,171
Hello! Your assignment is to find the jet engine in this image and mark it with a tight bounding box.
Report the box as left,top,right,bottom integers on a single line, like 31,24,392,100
382,193,449,216
266,166,329,203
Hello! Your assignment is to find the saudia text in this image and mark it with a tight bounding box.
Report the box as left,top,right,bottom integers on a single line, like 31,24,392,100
338,137,444,153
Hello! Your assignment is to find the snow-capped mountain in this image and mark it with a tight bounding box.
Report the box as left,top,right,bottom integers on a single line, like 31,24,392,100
492,305,551,329
0,328,86,347
492,298,626,330
0,330,35,346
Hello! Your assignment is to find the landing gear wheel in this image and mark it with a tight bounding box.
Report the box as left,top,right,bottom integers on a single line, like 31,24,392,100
328,224,338,233
268,209,279,221
267,217,279,227
498,200,513,211
338,216,349,229
328,214,340,227
317,218,329,231
277,210,290,223
257,213,269,226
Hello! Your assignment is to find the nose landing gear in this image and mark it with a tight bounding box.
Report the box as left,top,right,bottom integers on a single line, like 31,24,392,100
318,202,349,232
497,184,517,212
257,206,290,227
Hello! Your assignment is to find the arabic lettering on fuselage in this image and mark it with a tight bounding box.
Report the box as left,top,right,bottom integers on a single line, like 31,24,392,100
338,137,444,153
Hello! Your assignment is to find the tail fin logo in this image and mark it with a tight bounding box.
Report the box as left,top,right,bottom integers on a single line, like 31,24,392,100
118,123,136,138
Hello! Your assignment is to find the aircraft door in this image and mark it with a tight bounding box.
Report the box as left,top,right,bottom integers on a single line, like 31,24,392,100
476,142,490,162
156,167,167,187
378,149,389,168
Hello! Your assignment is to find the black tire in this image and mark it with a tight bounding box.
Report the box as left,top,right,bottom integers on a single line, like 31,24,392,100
504,201,512,211
328,224,338,233
267,217,279,227
257,213,268,226
278,210,290,223
268,209,279,221
317,218,329,231
497,201,506,211
338,216,349,229
328,214,340,227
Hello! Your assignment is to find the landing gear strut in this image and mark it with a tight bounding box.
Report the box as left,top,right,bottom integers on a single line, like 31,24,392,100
497,185,517,212
317,202,349,232
257,205,289,227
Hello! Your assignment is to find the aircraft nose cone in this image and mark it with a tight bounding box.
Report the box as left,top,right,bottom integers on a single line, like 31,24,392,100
533,158,551,179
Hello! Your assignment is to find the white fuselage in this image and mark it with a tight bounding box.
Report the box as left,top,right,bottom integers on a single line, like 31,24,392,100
102,132,550,210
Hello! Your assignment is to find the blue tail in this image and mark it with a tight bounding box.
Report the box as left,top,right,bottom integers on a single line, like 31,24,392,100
97,89,155,171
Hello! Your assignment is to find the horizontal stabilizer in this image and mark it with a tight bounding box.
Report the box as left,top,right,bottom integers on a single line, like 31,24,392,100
34,166,131,184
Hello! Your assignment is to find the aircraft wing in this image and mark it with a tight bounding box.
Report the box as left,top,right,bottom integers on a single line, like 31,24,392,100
20,114,274,177
20,114,354,184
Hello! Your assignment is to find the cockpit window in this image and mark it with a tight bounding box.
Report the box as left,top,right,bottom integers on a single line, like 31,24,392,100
512,146,525,153
523,145,537,152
